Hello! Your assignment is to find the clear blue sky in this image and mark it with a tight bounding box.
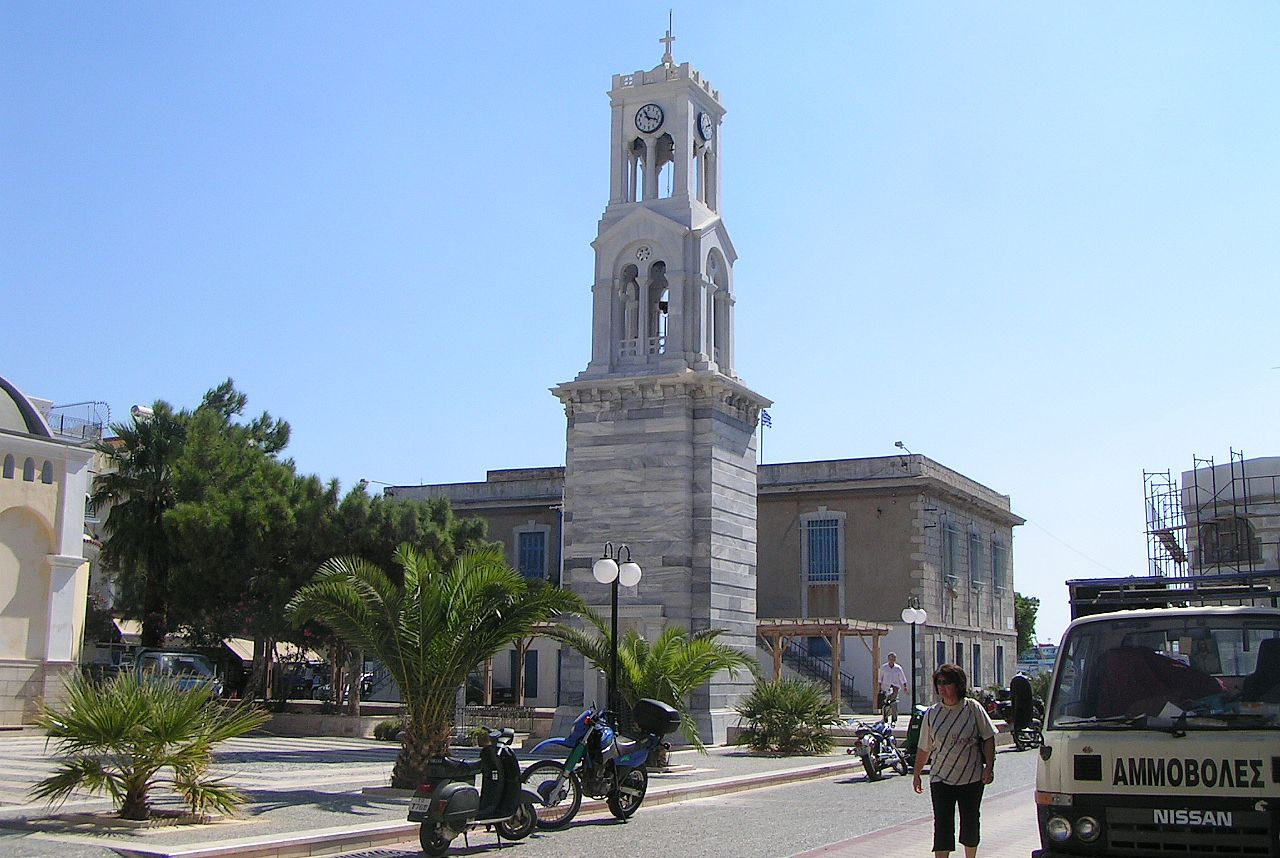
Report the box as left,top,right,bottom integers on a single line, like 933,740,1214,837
4,3,1277,644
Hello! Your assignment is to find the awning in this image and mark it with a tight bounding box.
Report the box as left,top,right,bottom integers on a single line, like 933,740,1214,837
224,637,324,665
113,618,142,646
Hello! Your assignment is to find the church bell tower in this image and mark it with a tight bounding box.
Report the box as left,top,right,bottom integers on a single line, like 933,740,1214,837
552,29,771,744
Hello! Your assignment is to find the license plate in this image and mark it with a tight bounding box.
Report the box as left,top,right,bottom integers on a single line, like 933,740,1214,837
409,797,433,814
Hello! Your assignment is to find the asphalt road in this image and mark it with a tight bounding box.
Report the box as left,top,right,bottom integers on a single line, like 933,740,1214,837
348,746,1039,858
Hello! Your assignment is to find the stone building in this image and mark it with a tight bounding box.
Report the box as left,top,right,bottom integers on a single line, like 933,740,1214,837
0,375,94,725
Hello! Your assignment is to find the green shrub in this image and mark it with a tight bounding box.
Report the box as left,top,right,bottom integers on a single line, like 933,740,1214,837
32,672,268,820
373,717,403,741
734,678,839,755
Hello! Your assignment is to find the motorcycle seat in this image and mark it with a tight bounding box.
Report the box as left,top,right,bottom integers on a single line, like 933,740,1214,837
613,735,647,757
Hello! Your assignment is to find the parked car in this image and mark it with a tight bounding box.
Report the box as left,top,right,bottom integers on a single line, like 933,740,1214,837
131,649,224,698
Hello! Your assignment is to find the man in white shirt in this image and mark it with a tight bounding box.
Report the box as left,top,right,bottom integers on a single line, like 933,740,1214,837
878,652,909,723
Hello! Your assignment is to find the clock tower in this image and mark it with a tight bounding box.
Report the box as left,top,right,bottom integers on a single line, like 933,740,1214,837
553,31,770,744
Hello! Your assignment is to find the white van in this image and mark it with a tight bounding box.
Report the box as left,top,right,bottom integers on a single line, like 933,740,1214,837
1034,606,1280,857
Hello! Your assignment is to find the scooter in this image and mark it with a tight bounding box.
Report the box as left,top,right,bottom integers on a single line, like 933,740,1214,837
1008,672,1044,751
521,698,681,829
407,727,539,857
848,719,910,781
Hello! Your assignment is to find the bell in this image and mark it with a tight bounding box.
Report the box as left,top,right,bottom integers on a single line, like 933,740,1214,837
658,300,668,313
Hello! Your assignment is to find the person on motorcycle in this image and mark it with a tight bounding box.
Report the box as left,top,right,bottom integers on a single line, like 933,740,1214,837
878,652,909,723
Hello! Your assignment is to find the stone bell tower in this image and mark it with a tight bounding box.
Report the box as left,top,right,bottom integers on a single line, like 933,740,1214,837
552,29,770,744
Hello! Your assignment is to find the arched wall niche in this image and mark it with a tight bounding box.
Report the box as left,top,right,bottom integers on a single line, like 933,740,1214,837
0,506,54,660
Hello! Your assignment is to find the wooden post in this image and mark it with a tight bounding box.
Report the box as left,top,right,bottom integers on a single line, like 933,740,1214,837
483,657,493,705
872,634,881,712
830,631,841,714
772,633,783,681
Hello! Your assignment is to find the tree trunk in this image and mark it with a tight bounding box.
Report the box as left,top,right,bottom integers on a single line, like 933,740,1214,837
391,719,451,789
346,648,362,716
119,778,150,820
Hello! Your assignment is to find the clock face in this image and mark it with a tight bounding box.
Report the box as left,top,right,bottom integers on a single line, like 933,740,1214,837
635,103,664,133
698,112,714,141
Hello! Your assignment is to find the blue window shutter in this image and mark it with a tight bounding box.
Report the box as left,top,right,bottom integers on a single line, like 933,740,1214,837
518,531,546,579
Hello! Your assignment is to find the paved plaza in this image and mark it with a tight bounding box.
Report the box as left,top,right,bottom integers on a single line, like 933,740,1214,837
0,729,1043,858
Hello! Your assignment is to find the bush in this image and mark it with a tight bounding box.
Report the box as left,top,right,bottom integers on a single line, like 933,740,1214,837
373,717,403,741
734,678,839,755
32,672,268,820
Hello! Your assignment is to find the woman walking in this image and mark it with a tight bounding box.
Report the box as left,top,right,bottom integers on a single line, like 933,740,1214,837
913,663,997,858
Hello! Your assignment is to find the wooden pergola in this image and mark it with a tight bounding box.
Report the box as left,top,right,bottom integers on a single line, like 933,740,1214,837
481,621,559,706
757,618,893,712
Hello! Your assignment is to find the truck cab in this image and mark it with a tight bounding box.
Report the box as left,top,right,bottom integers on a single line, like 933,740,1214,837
1035,606,1280,857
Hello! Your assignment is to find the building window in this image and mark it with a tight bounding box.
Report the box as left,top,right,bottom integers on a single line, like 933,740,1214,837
996,645,1005,686
801,509,844,583
955,641,964,670
2,454,13,479
936,640,946,671
968,531,983,587
942,523,959,586
972,643,982,687
515,527,548,580
40,460,54,484
992,539,1008,591
1199,516,1260,565
22,457,35,481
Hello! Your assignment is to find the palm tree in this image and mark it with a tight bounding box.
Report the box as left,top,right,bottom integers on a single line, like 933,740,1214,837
32,672,268,820
91,402,186,647
285,544,583,788
549,612,758,751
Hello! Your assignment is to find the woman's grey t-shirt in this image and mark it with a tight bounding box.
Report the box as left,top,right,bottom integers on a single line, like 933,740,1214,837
918,697,997,786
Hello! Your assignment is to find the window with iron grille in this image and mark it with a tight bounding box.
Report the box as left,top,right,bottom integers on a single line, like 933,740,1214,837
517,530,547,580
992,539,1008,591
996,645,1005,686
806,518,842,582
972,643,982,687
969,531,983,587
942,523,959,583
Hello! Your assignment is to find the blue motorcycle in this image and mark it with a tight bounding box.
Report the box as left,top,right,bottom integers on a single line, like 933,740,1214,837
521,698,680,828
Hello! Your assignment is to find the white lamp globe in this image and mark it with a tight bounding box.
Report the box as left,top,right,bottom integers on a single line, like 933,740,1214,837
914,607,928,624
618,561,642,587
592,557,619,584
901,606,915,624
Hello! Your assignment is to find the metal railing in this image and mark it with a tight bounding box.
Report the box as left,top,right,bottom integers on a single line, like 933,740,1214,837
460,704,537,735
765,636,866,709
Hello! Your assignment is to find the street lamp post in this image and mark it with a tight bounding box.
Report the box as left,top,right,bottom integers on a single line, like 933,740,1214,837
592,542,643,715
901,598,929,711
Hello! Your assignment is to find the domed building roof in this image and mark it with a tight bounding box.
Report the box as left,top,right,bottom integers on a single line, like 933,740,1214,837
0,375,53,438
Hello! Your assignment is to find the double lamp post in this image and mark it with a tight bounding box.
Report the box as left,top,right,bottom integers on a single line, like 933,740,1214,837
900,598,928,711
592,542,642,715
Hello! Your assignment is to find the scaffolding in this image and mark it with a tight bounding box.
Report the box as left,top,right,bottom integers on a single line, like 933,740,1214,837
1144,469,1187,578
1074,450,1280,619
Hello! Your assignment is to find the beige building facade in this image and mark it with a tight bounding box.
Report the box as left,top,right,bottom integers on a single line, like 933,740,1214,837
0,376,93,725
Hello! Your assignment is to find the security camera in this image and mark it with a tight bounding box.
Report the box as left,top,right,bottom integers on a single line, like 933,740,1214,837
130,405,154,419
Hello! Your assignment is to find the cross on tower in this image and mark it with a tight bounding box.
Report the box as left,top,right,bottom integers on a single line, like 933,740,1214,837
660,11,675,65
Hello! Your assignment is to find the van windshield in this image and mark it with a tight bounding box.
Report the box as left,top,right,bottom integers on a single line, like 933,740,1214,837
142,653,215,678
1049,613,1280,730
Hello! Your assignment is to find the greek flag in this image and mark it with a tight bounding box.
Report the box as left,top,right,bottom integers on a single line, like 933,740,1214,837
761,410,772,428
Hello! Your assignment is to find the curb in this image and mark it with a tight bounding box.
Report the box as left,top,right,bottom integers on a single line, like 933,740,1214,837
100,757,866,858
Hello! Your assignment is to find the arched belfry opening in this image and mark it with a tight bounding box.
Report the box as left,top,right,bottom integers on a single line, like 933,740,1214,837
655,134,675,198
648,261,669,355
706,248,731,371
618,263,641,357
628,138,647,202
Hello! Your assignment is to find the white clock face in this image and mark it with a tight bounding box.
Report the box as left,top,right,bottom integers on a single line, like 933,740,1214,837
698,112,714,141
635,103,664,133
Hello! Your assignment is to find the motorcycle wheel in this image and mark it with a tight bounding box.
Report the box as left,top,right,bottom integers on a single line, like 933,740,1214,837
521,760,582,830
894,750,910,776
607,765,648,820
495,798,537,841
419,823,453,858
860,748,883,781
